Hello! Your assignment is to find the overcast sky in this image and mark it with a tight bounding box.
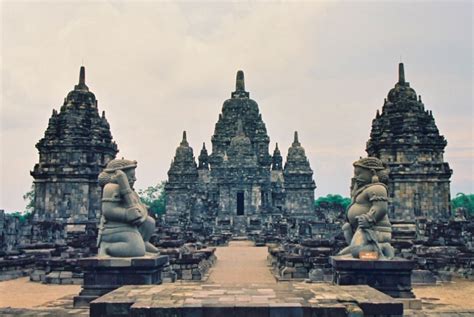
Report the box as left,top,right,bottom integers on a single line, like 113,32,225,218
1,1,472,213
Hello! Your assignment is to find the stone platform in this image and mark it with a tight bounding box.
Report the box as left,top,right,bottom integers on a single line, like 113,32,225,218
331,256,415,298
73,255,169,307
90,282,403,317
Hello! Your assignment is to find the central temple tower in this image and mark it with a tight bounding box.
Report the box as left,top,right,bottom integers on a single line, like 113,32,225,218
208,71,272,220
165,71,317,232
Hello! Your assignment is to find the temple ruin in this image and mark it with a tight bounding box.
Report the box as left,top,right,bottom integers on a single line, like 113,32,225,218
31,67,118,226
366,63,452,221
165,70,316,233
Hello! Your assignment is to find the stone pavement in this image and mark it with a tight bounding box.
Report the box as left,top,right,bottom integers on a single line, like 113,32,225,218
0,276,81,310
90,282,402,317
0,291,87,317
207,240,276,284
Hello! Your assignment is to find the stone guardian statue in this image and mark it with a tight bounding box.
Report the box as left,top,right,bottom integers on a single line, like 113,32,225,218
338,157,395,259
97,158,158,257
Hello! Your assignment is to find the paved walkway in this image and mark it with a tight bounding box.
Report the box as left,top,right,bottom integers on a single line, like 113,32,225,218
0,277,80,309
207,240,276,284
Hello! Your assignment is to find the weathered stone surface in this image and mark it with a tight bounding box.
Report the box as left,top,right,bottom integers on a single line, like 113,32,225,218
400,218,474,279
164,70,316,234
97,159,158,257
338,157,395,259
411,269,437,285
31,66,118,225
331,255,415,298
0,67,120,283
283,132,316,215
73,254,169,307
366,63,452,222
90,282,403,317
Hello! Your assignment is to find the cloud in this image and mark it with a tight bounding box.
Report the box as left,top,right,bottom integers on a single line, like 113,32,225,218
1,1,472,211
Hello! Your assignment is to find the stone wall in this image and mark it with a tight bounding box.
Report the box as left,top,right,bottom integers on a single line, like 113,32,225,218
268,237,345,282
157,243,216,281
400,218,474,279
388,166,452,221
0,254,36,281
0,209,99,283
266,209,473,282
0,210,31,251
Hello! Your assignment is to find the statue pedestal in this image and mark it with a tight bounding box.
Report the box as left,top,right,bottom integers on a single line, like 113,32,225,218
73,254,169,307
330,256,415,298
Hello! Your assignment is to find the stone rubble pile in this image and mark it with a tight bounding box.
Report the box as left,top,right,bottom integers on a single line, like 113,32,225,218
402,218,474,281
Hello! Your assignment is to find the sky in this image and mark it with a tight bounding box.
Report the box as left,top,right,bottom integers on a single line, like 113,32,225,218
1,1,472,213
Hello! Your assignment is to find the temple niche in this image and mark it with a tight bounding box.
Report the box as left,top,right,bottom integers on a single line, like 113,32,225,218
31,67,118,226
366,63,452,222
165,71,316,233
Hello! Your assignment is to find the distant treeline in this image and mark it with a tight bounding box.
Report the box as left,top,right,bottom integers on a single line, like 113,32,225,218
314,194,351,212
314,193,474,217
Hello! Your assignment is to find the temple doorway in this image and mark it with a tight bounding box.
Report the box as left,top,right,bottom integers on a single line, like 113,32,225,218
237,192,244,215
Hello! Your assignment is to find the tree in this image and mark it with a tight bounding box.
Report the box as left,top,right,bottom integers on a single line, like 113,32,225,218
9,211,32,223
137,182,167,216
314,194,351,213
23,183,35,214
451,193,474,217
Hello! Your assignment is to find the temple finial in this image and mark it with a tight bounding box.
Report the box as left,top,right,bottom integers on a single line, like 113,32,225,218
231,70,249,98
236,70,245,91
398,62,405,84
275,142,279,150
75,66,88,90
293,131,299,145
202,142,206,150
180,130,188,146
79,66,85,85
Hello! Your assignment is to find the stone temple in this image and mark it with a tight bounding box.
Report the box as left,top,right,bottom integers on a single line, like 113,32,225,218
31,67,118,225
366,63,452,222
165,71,316,233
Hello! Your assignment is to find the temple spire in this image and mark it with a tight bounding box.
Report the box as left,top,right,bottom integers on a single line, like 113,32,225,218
272,142,283,171
398,63,405,84
198,142,209,170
